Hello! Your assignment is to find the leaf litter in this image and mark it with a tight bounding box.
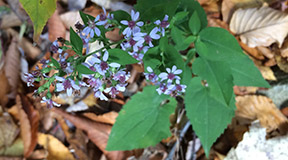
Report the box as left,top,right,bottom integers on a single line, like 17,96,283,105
1,0,288,159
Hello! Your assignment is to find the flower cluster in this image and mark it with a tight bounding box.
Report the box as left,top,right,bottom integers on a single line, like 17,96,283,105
120,10,170,62
144,66,186,96
24,8,183,108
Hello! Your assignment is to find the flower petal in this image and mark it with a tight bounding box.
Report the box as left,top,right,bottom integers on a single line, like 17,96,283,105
121,20,129,25
94,27,101,36
159,73,168,80
67,87,73,96
103,51,109,61
109,62,121,68
147,66,153,72
136,21,144,26
174,69,182,75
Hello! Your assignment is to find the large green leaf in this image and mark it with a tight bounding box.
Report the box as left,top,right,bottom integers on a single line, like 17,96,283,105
185,78,235,156
106,86,176,151
19,0,57,42
107,49,139,65
195,27,243,61
70,27,83,55
134,0,180,21
193,57,234,106
195,27,269,88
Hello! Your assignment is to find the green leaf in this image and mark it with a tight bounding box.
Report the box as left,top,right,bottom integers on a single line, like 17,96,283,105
70,27,83,55
106,86,176,151
108,49,139,65
76,64,96,74
171,26,195,51
193,57,234,106
189,11,201,35
134,0,180,21
195,27,243,61
79,11,95,26
185,77,235,156
181,64,192,86
179,0,207,29
163,45,184,73
50,57,60,69
19,0,57,42
143,47,162,73
111,10,131,22
229,54,270,87
195,27,270,88
170,11,189,26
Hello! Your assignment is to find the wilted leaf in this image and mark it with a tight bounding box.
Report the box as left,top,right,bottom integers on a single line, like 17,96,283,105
230,5,288,48
19,0,57,42
52,108,131,160
0,138,24,156
83,111,118,125
275,55,288,73
38,133,75,160
0,68,10,107
256,64,277,81
16,95,39,158
0,112,19,148
4,36,20,99
236,95,288,133
48,8,66,42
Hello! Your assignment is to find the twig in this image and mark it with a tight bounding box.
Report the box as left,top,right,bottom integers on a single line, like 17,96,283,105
166,121,191,160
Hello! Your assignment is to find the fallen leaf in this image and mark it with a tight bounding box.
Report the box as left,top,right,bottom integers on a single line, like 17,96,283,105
236,95,288,134
275,55,288,72
4,36,20,99
16,95,39,158
38,133,75,160
48,8,66,42
0,68,10,107
83,111,118,125
0,112,19,148
52,108,132,160
221,0,274,23
280,38,288,58
230,5,288,48
0,11,22,29
60,11,83,31
0,137,24,157
254,60,277,80
239,41,265,60
257,46,274,59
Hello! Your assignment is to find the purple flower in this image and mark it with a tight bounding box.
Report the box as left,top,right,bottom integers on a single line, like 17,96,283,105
24,73,35,87
129,52,144,62
41,97,60,108
94,90,108,101
121,36,144,52
159,65,182,83
154,15,170,36
134,27,160,47
97,7,114,28
56,77,80,96
156,83,172,95
92,51,121,75
83,16,103,37
120,10,144,37
104,84,126,98
85,76,108,100
144,66,158,83
50,40,63,53
113,70,130,84
170,84,187,95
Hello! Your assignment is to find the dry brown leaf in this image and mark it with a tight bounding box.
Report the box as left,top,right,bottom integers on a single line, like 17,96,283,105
0,69,10,107
254,60,277,80
4,36,20,99
280,38,288,58
5,29,41,60
256,46,274,59
264,57,277,66
207,16,229,29
0,112,19,148
52,108,132,160
275,55,288,72
233,86,258,96
16,95,39,158
236,95,288,133
48,9,66,42
0,12,22,29
38,133,75,160
221,0,275,23
83,111,118,125
230,5,288,48
239,41,265,60
60,11,83,31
